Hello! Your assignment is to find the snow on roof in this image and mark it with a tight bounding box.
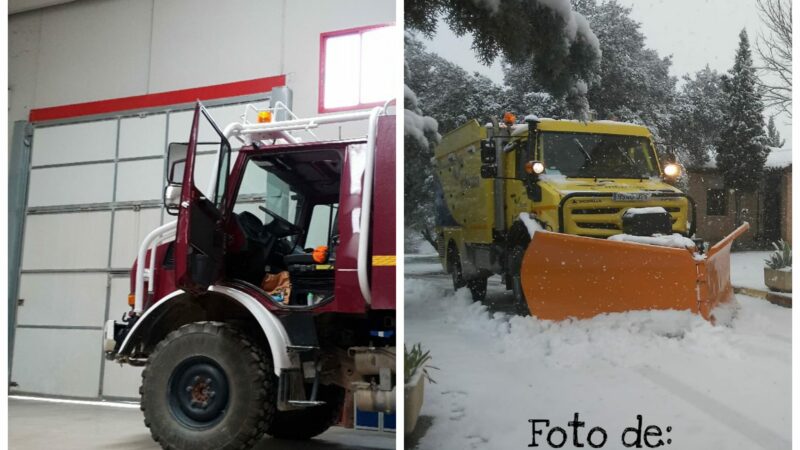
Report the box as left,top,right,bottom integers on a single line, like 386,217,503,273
509,119,647,137
765,147,792,169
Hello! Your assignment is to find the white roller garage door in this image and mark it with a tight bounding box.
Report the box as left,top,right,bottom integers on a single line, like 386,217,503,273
11,98,271,400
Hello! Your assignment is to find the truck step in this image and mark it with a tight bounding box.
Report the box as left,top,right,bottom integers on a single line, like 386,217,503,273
287,345,319,353
287,400,326,407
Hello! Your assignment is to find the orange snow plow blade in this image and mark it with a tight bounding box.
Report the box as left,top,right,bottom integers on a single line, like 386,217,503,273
520,223,750,321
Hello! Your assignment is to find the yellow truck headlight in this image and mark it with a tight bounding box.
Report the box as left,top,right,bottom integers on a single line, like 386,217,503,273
663,163,681,178
525,160,545,175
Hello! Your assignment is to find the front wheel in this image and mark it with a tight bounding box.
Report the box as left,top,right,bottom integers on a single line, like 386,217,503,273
467,276,488,301
140,322,276,450
507,243,530,316
448,246,466,291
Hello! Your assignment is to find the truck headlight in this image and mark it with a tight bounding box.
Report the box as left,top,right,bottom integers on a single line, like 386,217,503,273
525,160,545,175
663,163,681,178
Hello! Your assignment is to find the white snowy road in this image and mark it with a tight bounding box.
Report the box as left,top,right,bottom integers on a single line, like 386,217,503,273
405,261,791,450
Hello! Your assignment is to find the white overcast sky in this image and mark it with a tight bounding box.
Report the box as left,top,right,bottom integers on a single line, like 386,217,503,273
418,0,791,147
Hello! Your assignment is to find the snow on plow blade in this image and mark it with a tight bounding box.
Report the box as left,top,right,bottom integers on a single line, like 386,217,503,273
520,223,750,321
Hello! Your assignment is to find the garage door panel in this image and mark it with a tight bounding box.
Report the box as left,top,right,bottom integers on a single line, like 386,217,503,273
168,109,217,145
32,120,117,166
102,360,143,399
115,158,165,202
28,163,115,207
11,328,102,398
108,277,134,323
207,102,270,138
111,208,163,269
22,211,112,270
167,102,269,150
17,273,107,327
119,114,167,159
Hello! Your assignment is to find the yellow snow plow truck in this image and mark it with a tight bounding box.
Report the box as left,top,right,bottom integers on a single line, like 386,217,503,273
433,115,748,321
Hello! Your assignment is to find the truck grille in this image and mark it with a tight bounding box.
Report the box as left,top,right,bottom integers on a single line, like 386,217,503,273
563,200,686,238
575,222,619,230
572,208,621,215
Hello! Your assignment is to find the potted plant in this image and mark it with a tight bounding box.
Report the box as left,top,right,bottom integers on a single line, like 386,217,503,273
764,240,792,293
404,343,437,435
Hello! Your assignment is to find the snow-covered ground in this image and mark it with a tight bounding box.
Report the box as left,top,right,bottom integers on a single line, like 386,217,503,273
405,260,791,449
730,251,774,291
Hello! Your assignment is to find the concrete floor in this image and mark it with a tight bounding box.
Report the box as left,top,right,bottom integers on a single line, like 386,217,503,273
9,397,395,449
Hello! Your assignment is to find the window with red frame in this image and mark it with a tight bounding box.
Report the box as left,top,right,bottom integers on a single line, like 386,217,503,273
319,24,396,113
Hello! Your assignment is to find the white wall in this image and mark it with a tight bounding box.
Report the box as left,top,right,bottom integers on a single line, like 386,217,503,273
9,0,396,139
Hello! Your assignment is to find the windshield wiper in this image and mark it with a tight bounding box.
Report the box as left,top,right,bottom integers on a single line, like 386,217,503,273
573,138,592,162
613,145,637,167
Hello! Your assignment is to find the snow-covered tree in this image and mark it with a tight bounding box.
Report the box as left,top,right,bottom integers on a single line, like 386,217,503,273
405,36,442,247
405,0,601,119
501,59,567,119
716,30,770,225
503,0,675,138
578,0,676,130
766,116,785,147
406,35,506,134
755,0,791,116
666,67,727,168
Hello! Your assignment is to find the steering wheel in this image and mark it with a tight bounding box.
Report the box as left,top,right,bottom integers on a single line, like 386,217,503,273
258,205,303,238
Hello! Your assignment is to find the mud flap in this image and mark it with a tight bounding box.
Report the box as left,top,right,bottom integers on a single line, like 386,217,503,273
519,223,750,321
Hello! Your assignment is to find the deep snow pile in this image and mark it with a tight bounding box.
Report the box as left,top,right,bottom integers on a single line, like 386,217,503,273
405,275,790,449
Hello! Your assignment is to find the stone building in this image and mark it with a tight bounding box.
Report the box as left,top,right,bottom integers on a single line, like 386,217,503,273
686,148,791,247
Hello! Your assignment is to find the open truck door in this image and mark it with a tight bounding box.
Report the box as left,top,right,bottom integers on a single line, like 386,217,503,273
167,102,231,295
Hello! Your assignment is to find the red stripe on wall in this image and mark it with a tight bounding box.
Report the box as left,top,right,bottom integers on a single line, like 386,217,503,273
28,75,286,123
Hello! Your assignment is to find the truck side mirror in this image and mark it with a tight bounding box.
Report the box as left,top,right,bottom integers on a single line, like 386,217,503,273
164,184,182,215
480,140,496,163
480,164,497,178
164,142,188,216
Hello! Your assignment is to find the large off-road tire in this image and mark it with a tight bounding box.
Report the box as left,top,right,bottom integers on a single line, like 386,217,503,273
448,245,466,291
266,384,344,440
449,244,488,301
140,322,276,450
508,242,531,316
467,276,488,301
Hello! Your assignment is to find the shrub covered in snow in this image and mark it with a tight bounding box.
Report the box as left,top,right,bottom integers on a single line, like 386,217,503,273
765,240,791,270
405,343,438,385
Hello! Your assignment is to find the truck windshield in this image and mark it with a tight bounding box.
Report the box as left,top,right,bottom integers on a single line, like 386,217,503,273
540,132,659,178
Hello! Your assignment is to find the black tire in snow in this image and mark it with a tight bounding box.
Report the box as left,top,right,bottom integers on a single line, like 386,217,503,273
467,276,488,301
508,242,531,316
448,246,466,291
140,321,276,450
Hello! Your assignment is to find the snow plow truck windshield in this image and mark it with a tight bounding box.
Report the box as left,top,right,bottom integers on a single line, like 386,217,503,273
541,132,659,179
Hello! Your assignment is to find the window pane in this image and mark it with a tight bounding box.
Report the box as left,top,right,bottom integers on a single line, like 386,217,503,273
307,204,338,249
324,34,361,109
214,142,230,208
238,159,269,196
706,189,727,216
360,26,396,104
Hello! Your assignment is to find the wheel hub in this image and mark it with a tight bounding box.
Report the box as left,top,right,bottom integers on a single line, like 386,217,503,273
168,357,230,429
186,376,216,408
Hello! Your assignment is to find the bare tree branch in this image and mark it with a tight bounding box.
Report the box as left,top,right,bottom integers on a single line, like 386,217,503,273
756,0,792,116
